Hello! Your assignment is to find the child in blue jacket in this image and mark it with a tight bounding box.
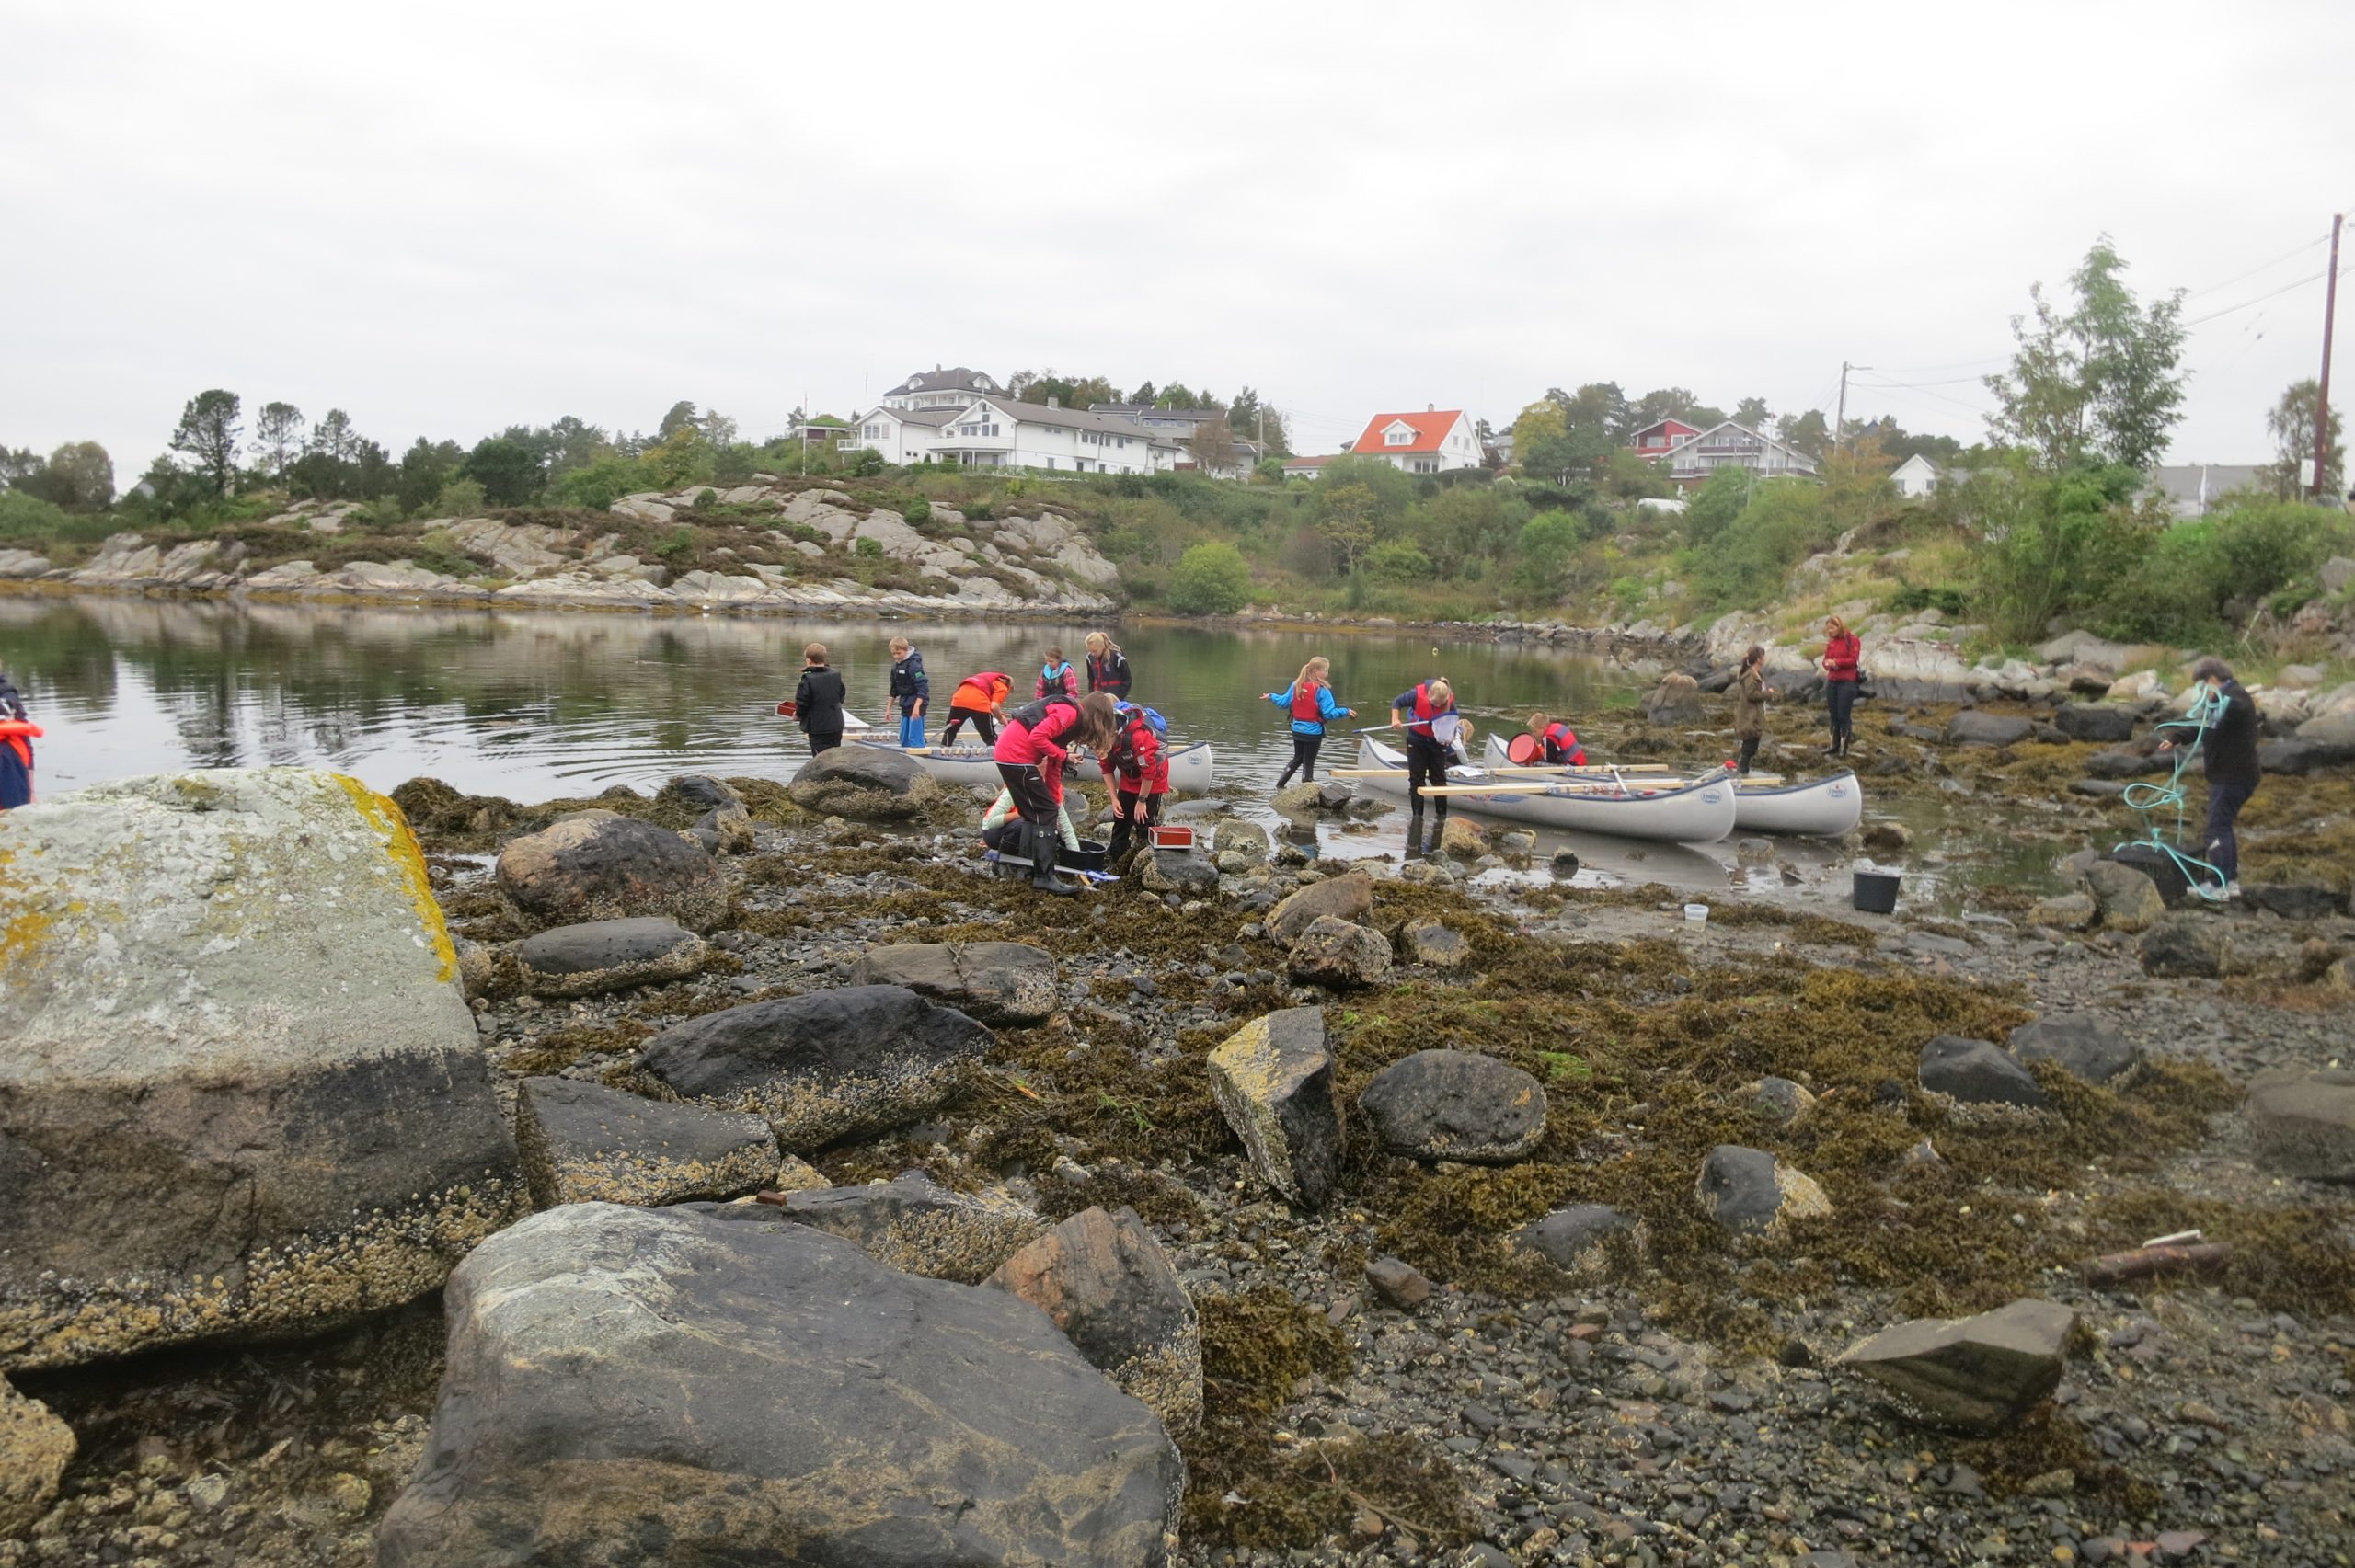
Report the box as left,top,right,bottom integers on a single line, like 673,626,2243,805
1267,656,1353,788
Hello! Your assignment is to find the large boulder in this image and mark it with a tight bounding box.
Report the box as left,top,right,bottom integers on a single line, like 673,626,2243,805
0,769,523,1368
987,1206,1202,1437
785,745,944,821
1918,1036,2051,1112
2053,703,2136,744
511,916,708,997
1359,1049,1546,1162
2245,1069,2355,1181
1694,1145,1832,1239
516,1076,777,1208
1835,1299,2074,1434
1947,710,2035,747
1267,869,1374,942
755,1171,1047,1284
1207,1006,1341,1209
0,1375,74,1538
1140,849,1219,897
2084,859,2165,933
2085,748,2168,780
850,941,1058,1026
494,810,728,932
375,1205,1181,1567
637,985,994,1153
2007,1017,2140,1084
1286,914,1394,990
2138,915,2225,978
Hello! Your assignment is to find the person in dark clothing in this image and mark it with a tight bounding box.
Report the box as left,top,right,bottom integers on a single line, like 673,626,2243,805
0,670,34,810
994,691,1118,896
1084,632,1132,699
2164,656,2259,894
793,642,847,755
1731,646,1770,775
1389,678,1465,856
887,636,929,749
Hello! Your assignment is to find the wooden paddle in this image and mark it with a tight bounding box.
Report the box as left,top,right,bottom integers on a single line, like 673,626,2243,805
1341,767,1781,787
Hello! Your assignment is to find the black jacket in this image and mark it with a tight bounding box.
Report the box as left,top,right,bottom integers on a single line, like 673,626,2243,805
2201,679,2259,786
796,666,846,736
0,675,23,721
889,649,929,711
1086,648,1131,698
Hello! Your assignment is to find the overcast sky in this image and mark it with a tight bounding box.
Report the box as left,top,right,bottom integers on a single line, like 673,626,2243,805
5,1,2350,476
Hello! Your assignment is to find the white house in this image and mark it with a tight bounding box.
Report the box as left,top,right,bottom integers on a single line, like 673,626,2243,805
1091,403,1223,440
1281,454,1336,481
928,395,1180,475
1345,407,1484,475
2146,463,2269,521
1890,453,1940,499
1643,420,1819,486
881,366,1005,413
849,406,957,465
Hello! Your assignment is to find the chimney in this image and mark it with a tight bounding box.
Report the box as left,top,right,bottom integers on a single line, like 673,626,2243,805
1427,403,1435,412
1047,395,1061,409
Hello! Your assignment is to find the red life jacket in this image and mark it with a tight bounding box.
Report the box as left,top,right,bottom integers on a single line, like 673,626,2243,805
1544,722,1585,766
1406,682,1448,735
1291,680,1326,722
0,717,40,772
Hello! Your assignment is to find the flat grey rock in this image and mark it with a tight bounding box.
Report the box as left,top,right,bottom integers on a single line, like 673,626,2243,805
515,1076,775,1207
2007,1017,2139,1084
1836,1298,2074,1433
1360,1049,1546,1163
511,916,707,997
1919,1035,2051,1110
2246,1068,2355,1181
850,941,1058,1026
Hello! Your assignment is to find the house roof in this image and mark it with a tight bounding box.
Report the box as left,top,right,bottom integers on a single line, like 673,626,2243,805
1890,453,1939,475
885,366,1003,397
857,405,956,428
959,395,1171,440
1281,454,1336,470
1627,418,1700,441
1093,404,1223,421
1643,420,1818,472
1347,409,1465,455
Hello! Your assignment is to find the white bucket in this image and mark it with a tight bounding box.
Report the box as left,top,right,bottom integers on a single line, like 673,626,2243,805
1683,903,1710,924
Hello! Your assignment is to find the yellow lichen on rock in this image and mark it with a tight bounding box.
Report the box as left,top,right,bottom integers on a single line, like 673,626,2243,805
337,770,458,983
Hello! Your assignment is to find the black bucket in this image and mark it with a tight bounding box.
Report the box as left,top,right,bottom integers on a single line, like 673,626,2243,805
1057,839,1108,873
1851,868,1901,914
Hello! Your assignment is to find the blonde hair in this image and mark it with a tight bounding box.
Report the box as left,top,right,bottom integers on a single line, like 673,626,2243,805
1085,632,1117,656
889,636,911,655
803,642,828,664
1427,678,1453,707
1074,692,1120,753
1528,710,1549,729
1297,656,1330,686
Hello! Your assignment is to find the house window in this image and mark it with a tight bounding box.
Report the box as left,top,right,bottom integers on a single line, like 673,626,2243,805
1386,428,1410,445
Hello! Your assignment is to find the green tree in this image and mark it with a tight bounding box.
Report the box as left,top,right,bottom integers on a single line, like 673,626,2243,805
252,402,305,483
696,409,739,449
39,441,113,511
1364,539,1433,583
1985,236,2187,472
657,400,699,439
1128,381,1156,406
1775,408,1830,459
1682,466,1752,545
1167,540,1251,612
2264,379,2346,498
0,448,40,488
168,389,242,495
1511,509,1581,600
1692,477,1842,609
463,436,546,507
1224,386,1291,455
1317,482,1378,573
1961,455,2145,642
1734,396,1772,429
396,438,463,514
1155,382,1200,410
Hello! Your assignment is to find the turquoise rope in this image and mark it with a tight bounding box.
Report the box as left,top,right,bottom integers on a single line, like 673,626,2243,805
2115,685,2230,902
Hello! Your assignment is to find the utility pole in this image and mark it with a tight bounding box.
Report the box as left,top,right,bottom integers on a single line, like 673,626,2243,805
2315,213,2342,502
1834,361,1869,455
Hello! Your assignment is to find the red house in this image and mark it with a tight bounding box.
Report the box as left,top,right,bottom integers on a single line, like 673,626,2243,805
1626,418,1701,454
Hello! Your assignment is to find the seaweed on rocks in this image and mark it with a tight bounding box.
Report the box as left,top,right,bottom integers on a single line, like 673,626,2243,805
2085,1189,2355,1317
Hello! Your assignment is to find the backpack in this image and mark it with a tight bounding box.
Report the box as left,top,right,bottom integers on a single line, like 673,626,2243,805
1116,702,1168,739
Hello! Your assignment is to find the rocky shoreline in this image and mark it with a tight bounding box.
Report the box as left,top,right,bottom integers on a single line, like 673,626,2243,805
3,706,2353,1568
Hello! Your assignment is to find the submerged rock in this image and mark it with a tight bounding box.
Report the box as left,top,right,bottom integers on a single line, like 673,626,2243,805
511,916,708,997
1694,1145,1832,1239
0,769,523,1368
1286,913,1395,990
851,940,1058,1026
987,1206,1202,1436
1267,868,1373,941
636,985,993,1153
1359,1049,1546,1163
495,809,729,932
515,1076,776,1208
1836,1298,2074,1433
2246,1068,2355,1181
375,1205,1180,1567
0,1375,74,1538
1207,1006,1341,1209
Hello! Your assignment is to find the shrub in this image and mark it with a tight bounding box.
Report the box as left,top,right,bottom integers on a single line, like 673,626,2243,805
1691,478,1840,610
1888,582,1968,617
1168,541,1251,613
964,501,993,521
0,489,72,540
904,496,932,525
653,527,695,564
1609,574,1648,618
854,536,885,559
693,487,718,510
1511,510,1581,600
1364,539,1433,584
430,476,488,520
848,449,886,477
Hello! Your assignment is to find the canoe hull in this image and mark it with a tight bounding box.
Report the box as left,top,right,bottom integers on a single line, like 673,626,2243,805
856,738,1214,794
1361,738,1734,843
1478,735,1862,836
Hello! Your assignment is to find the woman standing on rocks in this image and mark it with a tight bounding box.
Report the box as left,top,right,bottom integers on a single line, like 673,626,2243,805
994,690,1118,897
1389,677,1465,856
1817,615,1862,758
1268,656,1354,789
1732,646,1770,775
793,643,847,756
1083,632,1131,699
887,637,929,749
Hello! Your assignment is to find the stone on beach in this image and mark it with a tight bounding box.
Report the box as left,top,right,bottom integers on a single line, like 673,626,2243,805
494,809,729,932
738,1170,1048,1284
1267,868,1374,941
636,984,994,1153
0,1375,75,1538
2245,1068,2355,1181
2007,1016,2140,1084
0,768,523,1368
375,1204,1180,1568
510,916,708,997
785,743,945,820
850,940,1059,1025
1511,1204,1637,1275
1359,1048,1547,1163
1207,1006,1342,1209
986,1205,1203,1436
1694,1145,1832,1239
2084,859,2165,933
1286,913,1395,990
1918,1035,2051,1111
515,1076,776,1208
1836,1298,2075,1433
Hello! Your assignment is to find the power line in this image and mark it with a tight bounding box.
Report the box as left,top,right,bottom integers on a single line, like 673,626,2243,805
2183,232,2330,300
2181,262,2351,329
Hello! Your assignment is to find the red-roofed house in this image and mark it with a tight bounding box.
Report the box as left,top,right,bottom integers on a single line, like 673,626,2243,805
1346,406,1484,475
1627,418,1701,455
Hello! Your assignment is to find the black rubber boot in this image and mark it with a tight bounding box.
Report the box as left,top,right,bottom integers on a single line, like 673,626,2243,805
1107,821,1132,864
1027,822,1079,895
1406,813,1425,858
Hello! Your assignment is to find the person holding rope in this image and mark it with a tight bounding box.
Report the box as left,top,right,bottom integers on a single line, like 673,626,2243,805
2157,656,2258,898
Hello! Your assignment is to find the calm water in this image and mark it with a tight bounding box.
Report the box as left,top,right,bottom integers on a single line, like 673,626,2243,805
2,595,2008,900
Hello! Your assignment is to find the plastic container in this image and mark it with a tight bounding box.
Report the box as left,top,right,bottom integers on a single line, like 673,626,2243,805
775,699,798,717
1851,867,1902,914
1149,825,1195,850
1683,903,1710,924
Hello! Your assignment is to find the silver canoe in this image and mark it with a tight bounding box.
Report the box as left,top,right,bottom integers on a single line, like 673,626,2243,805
1480,735,1862,837
1361,738,1734,843
856,738,1215,794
